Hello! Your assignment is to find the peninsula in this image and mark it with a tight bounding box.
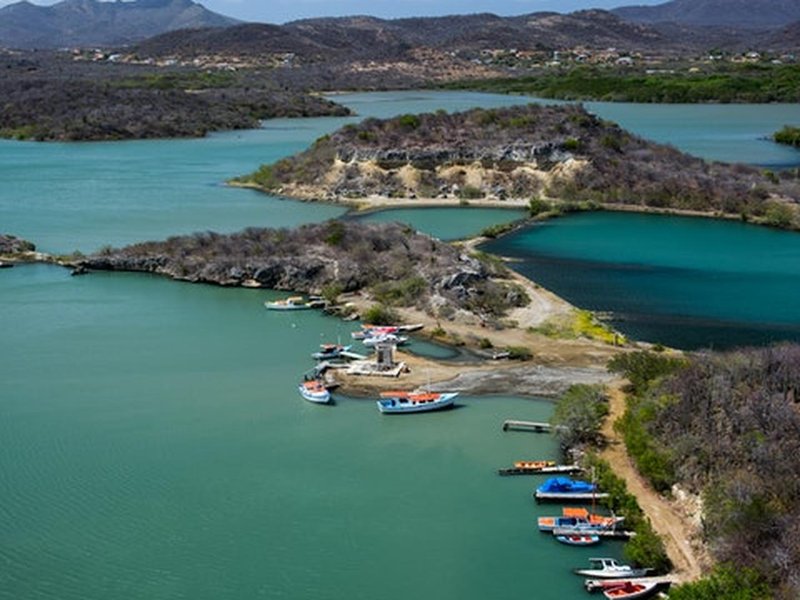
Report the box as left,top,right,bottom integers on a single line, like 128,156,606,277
235,104,800,228
76,220,623,394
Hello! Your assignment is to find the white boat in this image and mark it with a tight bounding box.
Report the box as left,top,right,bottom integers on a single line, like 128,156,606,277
555,533,601,546
574,558,651,579
298,380,331,404
376,391,458,414
311,344,352,360
601,581,660,599
362,333,408,347
351,326,398,340
265,296,313,311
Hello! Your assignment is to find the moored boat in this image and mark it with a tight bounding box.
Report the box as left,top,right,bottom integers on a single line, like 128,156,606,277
265,296,313,311
362,333,408,347
351,325,398,340
574,558,651,579
555,534,601,546
534,477,609,502
311,344,352,360
601,581,659,599
376,391,458,414
298,380,332,404
538,515,596,532
499,461,583,476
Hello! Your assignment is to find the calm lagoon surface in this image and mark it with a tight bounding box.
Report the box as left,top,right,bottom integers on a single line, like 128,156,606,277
2,90,800,599
482,211,800,349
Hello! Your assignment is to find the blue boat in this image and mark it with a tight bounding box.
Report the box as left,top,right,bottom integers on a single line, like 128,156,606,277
534,477,609,502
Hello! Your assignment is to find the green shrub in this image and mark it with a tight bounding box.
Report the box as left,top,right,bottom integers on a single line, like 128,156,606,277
762,201,795,229
528,197,552,216
458,185,484,200
362,304,400,326
371,276,427,306
773,125,800,147
398,114,421,129
667,565,769,600
607,351,687,395
479,222,515,238
550,384,610,448
324,221,346,246
505,346,532,360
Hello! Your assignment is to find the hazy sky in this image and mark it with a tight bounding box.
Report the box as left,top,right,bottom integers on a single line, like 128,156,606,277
0,0,666,24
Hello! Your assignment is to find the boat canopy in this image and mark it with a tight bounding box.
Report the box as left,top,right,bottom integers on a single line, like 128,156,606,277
538,477,596,493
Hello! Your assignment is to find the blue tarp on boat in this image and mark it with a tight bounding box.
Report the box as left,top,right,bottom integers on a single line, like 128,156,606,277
537,477,596,494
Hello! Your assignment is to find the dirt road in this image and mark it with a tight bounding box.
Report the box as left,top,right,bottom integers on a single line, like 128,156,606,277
601,381,705,584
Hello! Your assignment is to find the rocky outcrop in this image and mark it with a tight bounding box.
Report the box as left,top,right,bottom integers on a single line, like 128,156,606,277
240,103,800,224
81,221,530,321
0,234,35,255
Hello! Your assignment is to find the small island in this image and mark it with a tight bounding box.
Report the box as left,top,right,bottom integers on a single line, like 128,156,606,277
774,125,800,148
235,103,800,229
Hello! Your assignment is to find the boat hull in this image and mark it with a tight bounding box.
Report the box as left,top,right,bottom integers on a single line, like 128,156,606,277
376,392,457,414
298,383,331,404
601,582,659,599
556,534,601,546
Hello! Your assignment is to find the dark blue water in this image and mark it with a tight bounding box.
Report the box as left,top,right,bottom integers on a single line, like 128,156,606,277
482,211,800,349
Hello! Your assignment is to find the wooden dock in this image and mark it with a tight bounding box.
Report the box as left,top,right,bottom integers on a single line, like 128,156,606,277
534,491,610,503
502,420,552,433
552,527,634,539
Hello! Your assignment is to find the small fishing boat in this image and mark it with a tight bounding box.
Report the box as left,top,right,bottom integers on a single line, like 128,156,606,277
311,344,352,360
555,534,601,546
265,296,313,311
538,508,625,531
362,333,408,347
602,581,659,599
376,391,458,414
534,477,609,502
499,461,583,476
298,380,331,404
574,558,651,579
351,326,398,340
538,515,597,532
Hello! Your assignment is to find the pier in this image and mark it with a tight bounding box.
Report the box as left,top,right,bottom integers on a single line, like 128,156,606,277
502,420,552,433
552,527,634,539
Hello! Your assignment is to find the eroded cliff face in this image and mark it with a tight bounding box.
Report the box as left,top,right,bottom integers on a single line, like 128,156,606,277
283,144,585,201
82,221,530,322
242,103,800,223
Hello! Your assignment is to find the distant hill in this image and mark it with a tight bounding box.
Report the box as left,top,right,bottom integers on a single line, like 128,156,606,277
613,0,800,29
0,0,239,49
135,10,675,62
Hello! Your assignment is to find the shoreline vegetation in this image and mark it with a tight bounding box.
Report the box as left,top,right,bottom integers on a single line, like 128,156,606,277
774,125,800,148
234,103,800,231
441,63,800,104
0,56,352,142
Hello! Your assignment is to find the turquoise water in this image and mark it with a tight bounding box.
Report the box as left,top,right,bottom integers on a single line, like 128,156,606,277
0,265,609,600
482,211,800,349
350,207,526,241
3,90,800,599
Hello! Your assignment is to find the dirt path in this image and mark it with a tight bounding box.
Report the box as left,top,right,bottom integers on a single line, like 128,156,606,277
602,381,705,584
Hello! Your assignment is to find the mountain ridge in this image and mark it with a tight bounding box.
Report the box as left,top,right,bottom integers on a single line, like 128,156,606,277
0,0,239,49
613,0,800,29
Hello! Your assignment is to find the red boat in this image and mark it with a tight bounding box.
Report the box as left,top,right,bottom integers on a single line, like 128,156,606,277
602,581,659,599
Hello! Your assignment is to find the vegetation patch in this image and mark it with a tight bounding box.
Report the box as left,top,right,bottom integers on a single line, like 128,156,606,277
773,125,800,147
610,345,800,597
445,64,800,104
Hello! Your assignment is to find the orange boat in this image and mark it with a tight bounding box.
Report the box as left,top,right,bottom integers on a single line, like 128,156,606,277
513,460,556,470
